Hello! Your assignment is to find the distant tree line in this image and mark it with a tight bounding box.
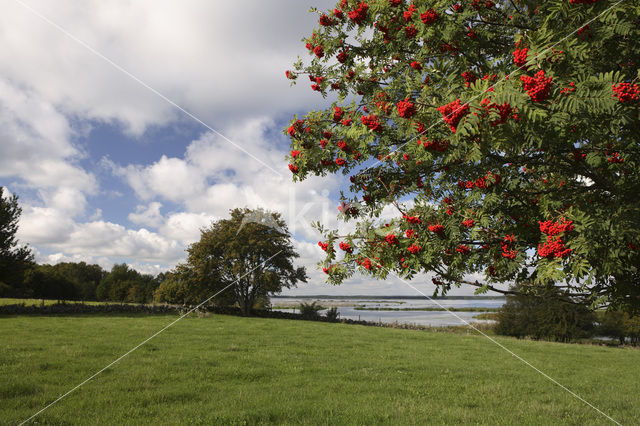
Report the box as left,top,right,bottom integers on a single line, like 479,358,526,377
2,260,163,303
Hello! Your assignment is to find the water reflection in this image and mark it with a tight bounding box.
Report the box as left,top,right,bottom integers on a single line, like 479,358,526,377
272,297,505,327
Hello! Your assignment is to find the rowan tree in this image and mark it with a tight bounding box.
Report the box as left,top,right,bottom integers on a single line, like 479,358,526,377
285,0,640,310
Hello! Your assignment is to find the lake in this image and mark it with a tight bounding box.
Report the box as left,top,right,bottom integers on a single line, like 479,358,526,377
271,297,505,327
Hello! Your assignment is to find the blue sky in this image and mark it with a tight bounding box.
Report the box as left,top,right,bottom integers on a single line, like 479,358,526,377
0,0,495,296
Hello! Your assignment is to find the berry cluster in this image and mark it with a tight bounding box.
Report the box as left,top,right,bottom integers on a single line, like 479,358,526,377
420,9,439,24
538,236,572,259
374,93,392,114
471,0,494,9
403,214,421,224
339,241,353,253
607,152,624,164
385,234,399,245
333,107,344,122
348,2,369,24
319,14,335,26
428,224,445,234
513,47,528,67
318,241,330,251
361,114,384,132
539,218,574,235
407,244,422,254
480,98,515,126
458,172,501,189
500,234,518,259
521,70,552,102
560,82,576,95
419,139,449,152
397,98,417,118
538,219,574,259
437,99,470,132
456,245,471,254
405,25,418,38
612,83,640,103
462,71,477,87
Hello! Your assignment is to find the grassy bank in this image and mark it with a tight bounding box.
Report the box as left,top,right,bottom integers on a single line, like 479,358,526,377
1,314,639,424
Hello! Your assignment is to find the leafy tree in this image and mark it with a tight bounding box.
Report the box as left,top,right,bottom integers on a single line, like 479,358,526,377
22,264,76,301
183,208,307,315
597,310,640,345
285,0,640,309
154,264,214,305
96,263,157,303
47,262,105,300
0,187,33,294
495,284,595,342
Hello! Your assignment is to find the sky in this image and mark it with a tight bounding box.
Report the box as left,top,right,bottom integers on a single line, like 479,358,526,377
0,0,502,296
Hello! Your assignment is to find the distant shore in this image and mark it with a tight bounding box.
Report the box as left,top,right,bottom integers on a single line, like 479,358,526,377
274,295,506,300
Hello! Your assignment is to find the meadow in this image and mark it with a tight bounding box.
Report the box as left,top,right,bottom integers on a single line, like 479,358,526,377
1,313,639,425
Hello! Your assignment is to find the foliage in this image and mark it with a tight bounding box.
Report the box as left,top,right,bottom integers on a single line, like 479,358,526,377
495,284,595,341
299,301,324,319
20,262,106,301
96,264,158,303
285,0,640,309
597,310,640,345
161,208,307,315
0,187,33,292
325,306,340,321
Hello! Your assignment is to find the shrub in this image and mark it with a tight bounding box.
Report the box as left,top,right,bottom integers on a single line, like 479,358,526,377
325,307,339,322
299,302,323,320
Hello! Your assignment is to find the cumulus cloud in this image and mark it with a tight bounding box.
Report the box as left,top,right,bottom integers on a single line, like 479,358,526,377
128,202,164,228
0,0,334,134
159,212,216,245
0,80,96,195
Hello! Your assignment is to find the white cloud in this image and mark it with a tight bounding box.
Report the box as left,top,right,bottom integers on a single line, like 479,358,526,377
159,212,215,245
18,206,76,245
128,202,164,228
0,0,334,134
0,80,96,195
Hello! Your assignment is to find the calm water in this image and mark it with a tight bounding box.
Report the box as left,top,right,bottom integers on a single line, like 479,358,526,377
272,297,505,327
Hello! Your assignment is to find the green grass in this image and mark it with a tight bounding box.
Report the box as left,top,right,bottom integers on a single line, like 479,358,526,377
1,314,639,425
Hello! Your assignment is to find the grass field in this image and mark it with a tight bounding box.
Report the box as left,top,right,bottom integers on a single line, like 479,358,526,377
1,314,639,425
